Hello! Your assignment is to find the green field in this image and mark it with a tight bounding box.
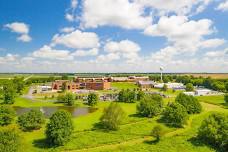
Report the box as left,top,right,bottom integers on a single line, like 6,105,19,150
0,76,227,152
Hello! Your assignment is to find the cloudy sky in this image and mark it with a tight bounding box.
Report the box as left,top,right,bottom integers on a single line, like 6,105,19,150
0,0,228,73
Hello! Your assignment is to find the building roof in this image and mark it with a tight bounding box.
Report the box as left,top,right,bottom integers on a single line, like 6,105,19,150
138,81,156,85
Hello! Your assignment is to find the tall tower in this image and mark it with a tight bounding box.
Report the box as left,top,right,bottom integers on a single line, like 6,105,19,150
160,66,163,82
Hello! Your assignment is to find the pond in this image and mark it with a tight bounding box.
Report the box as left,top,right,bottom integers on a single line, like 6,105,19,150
13,106,97,118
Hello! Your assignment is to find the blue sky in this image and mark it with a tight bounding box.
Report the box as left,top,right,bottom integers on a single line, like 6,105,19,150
0,0,227,73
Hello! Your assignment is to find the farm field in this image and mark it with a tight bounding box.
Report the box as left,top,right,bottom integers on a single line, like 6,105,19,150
181,73,228,79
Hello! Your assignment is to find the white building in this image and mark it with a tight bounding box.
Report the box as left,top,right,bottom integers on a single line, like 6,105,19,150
183,91,195,96
154,82,184,90
195,89,212,96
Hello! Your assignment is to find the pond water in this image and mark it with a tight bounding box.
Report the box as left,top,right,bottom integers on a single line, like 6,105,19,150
13,106,97,118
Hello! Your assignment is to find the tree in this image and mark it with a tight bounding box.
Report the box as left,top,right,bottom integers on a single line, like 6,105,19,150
46,110,73,146
12,77,25,95
61,75,69,80
225,93,228,103
175,93,202,114
151,125,166,141
64,92,74,106
0,125,21,152
61,82,67,92
87,93,98,106
0,106,16,126
162,102,188,127
100,102,126,130
137,90,145,101
225,82,228,92
186,83,194,91
198,112,228,150
137,94,163,117
17,109,45,131
3,82,16,104
117,89,136,103
162,84,168,91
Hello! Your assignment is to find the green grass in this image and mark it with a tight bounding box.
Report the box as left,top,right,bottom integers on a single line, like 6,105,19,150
111,82,138,90
197,95,227,107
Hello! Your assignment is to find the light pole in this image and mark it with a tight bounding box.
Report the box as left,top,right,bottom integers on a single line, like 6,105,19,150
160,66,163,82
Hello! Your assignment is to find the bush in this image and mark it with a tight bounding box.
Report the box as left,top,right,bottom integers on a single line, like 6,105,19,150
87,93,98,106
17,109,45,131
224,93,228,103
186,83,194,91
3,82,16,104
198,112,228,150
0,106,16,126
151,125,166,141
137,90,145,101
162,84,168,91
137,94,163,117
0,125,21,152
46,110,73,146
100,102,126,130
64,92,74,106
175,93,202,114
162,102,188,127
118,89,136,103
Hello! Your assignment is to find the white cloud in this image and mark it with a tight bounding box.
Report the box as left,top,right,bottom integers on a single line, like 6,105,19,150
205,48,228,57
60,27,75,33
72,48,99,57
96,53,120,63
136,0,212,15
80,0,152,29
65,13,75,22
5,22,29,34
0,54,18,64
4,22,32,42
144,15,221,54
32,45,73,60
51,30,100,49
17,34,32,42
71,0,78,9
200,38,226,48
216,0,228,11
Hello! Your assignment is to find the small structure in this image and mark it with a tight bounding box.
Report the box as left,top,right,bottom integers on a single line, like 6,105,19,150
137,81,156,89
52,80,80,91
195,89,212,96
36,85,52,93
183,91,195,96
154,82,185,90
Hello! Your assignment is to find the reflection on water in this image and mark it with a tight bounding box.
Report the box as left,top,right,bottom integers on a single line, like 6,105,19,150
13,106,97,118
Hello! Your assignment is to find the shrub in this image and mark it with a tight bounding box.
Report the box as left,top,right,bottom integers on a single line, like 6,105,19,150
0,106,16,126
46,110,73,146
64,92,74,106
186,83,194,91
137,90,145,101
175,93,202,114
118,89,136,103
151,125,166,141
224,93,228,103
3,82,16,104
162,102,188,127
17,109,45,131
137,94,163,117
0,125,21,152
87,93,98,106
162,84,168,91
198,112,228,150
100,103,126,130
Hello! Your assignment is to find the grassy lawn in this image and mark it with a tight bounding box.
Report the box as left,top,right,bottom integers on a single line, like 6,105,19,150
197,95,227,107
111,82,138,90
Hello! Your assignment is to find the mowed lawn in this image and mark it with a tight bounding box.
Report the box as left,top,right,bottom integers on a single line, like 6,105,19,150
111,82,138,90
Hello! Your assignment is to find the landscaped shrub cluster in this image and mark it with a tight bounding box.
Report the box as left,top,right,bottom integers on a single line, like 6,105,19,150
0,106,15,126
175,93,202,114
0,125,21,152
87,93,98,106
137,94,163,117
46,110,74,146
57,92,75,106
118,89,145,103
198,112,228,151
17,109,45,131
